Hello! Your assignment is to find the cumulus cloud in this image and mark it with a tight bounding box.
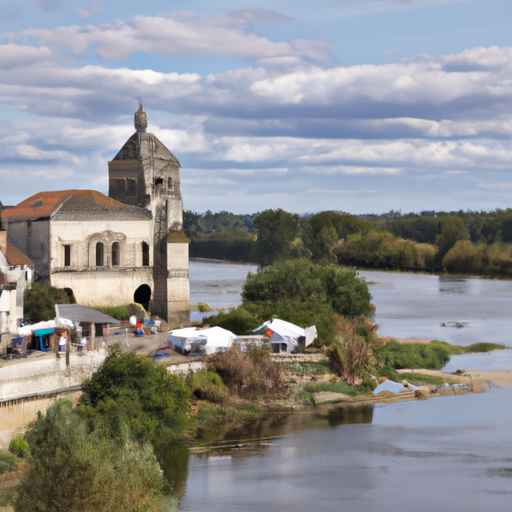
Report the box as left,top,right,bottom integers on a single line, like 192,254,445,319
6,11,331,63
0,44,59,68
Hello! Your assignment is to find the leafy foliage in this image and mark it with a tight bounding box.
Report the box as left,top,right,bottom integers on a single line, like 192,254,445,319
435,216,470,262
187,371,227,403
243,259,372,318
253,209,303,266
24,281,76,323
15,400,167,512
79,346,190,447
8,435,30,459
375,340,452,370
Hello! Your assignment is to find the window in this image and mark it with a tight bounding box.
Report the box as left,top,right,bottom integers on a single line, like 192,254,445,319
96,242,104,266
168,177,173,190
142,242,149,267
64,245,71,267
155,177,164,186
126,178,137,196
112,242,120,267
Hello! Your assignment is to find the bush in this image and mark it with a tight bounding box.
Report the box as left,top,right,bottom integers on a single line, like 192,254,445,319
0,449,17,474
207,346,288,400
188,371,227,403
93,304,130,321
202,307,261,334
326,316,379,385
442,239,477,272
24,281,76,323
242,259,372,318
16,400,167,512
375,341,451,370
8,434,30,458
78,345,190,447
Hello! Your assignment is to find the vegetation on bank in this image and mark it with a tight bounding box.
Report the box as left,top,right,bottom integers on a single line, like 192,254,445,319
24,281,76,323
201,259,373,346
183,207,512,277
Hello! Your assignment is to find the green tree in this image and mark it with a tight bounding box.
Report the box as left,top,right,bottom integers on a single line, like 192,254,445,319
435,216,470,263
24,281,76,323
301,211,372,263
15,400,167,512
79,346,190,447
242,259,372,318
253,209,302,266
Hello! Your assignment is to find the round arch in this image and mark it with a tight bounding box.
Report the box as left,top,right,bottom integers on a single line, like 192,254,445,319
134,284,152,311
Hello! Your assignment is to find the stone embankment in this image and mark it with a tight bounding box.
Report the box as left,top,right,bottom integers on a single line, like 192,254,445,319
0,351,107,447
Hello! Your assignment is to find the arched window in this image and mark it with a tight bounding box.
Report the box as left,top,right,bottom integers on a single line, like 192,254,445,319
112,242,120,267
168,177,173,190
142,242,149,266
155,177,164,187
96,242,104,266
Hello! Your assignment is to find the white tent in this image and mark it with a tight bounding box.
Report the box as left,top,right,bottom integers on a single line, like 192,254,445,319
254,318,317,353
168,326,235,355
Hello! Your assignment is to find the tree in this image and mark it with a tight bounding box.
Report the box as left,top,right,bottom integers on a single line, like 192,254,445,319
24,281,76,323
253,209,302,266
15,400,167,512
301,211,372,263
79,346,190,447
242,259,372,318
435,216,470,263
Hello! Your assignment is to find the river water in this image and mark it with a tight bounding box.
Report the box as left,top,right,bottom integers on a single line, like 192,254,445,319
184,261,512,512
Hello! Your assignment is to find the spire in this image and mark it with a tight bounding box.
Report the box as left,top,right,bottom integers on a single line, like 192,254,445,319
134,100,148,133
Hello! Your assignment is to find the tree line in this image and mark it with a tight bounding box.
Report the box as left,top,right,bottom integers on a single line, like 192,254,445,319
184,207,512,276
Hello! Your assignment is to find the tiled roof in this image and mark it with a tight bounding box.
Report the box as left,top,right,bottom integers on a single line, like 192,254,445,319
0,244,34,267
1,190,151,222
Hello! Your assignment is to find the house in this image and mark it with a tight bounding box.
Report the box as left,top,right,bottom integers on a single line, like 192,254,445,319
0,230,34,334
1,104,190,327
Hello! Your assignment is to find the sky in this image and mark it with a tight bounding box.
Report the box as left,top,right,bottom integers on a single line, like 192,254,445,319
2,0,512,215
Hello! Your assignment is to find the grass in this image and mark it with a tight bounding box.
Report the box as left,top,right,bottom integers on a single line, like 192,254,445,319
399,373,447,386
93,304,130,321
304,381,367,398
282,361,331,376
375,340,507,372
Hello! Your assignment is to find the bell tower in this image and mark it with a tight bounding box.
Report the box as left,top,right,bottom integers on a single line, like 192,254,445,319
107,103,189,325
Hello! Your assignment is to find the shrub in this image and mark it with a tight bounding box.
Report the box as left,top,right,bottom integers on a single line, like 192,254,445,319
202,307,261,334
16,400,167,512
207,346,288,400
0,449,17,474
188,371,227,403
8,434,30,458
78,345,190,447
442,239,477,273
375,341,451,370
326,316,379,385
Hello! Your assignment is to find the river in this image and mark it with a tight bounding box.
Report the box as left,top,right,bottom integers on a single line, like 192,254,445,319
184,260,512,512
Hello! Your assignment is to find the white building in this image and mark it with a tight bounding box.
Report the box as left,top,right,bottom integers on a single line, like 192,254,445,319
1,105,190,326
0,231,34,334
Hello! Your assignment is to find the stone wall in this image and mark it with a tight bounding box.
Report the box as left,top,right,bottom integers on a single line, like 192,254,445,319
0,389,81,448
0,352,106,400
0,352,106,448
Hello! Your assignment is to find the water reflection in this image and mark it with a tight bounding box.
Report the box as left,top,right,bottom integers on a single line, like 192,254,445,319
181,389,512,512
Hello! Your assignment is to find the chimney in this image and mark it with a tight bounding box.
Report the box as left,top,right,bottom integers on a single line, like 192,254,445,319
0,230,6,251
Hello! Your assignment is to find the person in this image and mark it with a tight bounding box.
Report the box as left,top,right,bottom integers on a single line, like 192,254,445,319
80,337,88,353
58,332,67,352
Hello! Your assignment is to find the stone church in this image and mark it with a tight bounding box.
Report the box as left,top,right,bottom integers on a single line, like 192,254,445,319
1,104,190,326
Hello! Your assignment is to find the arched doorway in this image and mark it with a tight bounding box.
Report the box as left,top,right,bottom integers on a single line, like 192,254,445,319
134,284,151,312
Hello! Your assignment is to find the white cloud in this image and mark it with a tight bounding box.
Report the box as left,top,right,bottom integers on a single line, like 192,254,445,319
0,44,59,68
76,1,107,20
6,12,331,63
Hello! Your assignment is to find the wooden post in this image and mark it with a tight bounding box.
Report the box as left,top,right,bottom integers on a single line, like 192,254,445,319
90,323,95,351
65,338,70,367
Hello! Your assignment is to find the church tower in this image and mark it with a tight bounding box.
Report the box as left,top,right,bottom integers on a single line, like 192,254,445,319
108,103,190,325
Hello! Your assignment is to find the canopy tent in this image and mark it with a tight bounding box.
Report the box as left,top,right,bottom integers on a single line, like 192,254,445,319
252,318,317,353
168,326,235,355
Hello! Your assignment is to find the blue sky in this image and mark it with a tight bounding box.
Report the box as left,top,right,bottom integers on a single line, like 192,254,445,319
2,0,512,214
